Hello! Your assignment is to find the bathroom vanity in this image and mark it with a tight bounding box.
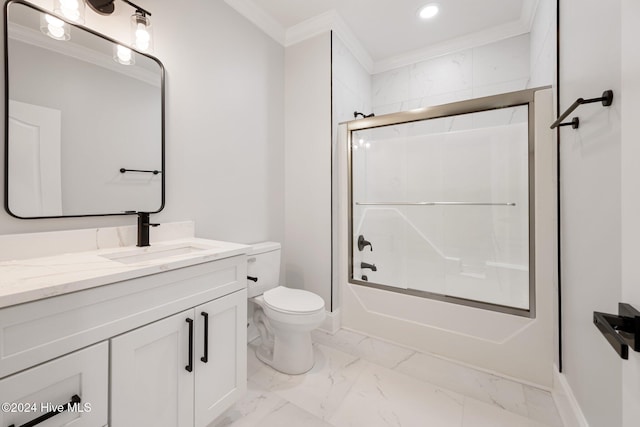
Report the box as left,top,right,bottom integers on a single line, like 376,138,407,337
0,238,249,427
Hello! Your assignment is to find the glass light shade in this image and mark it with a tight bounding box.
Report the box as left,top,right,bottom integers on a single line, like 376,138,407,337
113,44,135,65
40,13,70,41
54,0,85,24
131,11,153,52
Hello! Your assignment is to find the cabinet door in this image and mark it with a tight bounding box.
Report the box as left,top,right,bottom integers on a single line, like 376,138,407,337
0,342,108,427
194,289,247,427
111,310,195,427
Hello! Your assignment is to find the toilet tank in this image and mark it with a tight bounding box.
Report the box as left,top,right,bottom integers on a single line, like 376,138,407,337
247,242,281,298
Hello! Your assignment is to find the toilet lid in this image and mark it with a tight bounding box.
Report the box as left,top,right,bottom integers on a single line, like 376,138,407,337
263,286,325,314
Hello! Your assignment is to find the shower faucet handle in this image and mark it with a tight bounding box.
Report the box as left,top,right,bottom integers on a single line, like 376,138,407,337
358,235,373,251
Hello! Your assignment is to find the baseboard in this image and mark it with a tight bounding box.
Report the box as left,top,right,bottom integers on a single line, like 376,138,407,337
319,309,341,334
552,364,589,427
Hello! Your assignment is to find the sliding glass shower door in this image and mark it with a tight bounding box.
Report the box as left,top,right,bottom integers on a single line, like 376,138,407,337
349,92,534,315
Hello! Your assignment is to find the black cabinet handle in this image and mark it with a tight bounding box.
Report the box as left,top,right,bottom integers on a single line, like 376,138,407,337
185,318,194,372
201,311,209,363
8,395,81,427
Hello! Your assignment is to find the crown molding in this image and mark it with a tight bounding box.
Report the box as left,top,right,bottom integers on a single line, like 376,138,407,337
223,0,286,45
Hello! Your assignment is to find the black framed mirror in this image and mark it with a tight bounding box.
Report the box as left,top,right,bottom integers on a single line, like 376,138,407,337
3,0,164,219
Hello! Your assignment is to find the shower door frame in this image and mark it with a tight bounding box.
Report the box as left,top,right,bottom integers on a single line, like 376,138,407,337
347,87,546,318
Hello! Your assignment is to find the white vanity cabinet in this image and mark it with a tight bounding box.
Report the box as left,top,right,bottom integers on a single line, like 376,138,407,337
0,248,249,427
111,289,246,427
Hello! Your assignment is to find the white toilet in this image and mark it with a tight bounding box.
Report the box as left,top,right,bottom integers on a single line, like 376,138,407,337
248,242,325,374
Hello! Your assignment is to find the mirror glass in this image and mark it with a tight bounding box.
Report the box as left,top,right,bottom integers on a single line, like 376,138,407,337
4,0,164,218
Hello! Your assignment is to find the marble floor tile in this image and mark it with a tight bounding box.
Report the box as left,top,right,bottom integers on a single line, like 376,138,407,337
247,341,264,378
312,329,416,369
329,362,465,427
524,385,564,427
209,381,287,427
250,402,335,427
250,343,367,421
395,351,529,416
462,398,551,427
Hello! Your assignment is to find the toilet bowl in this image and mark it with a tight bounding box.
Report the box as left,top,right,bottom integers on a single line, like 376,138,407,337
248,243,326,374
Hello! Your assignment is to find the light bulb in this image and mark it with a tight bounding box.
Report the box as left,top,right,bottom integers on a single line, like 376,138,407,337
41,14,69,40
45,14,64,27
131,11,153,52
135,24,150,51
55,0,84,23
115,45,134,65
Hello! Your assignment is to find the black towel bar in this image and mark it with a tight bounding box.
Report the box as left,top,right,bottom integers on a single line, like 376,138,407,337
550,90,613,129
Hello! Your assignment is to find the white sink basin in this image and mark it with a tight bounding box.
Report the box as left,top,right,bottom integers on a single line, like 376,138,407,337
100,244,208,265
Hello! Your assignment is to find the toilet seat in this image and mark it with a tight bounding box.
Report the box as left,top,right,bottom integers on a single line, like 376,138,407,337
263,286,325,315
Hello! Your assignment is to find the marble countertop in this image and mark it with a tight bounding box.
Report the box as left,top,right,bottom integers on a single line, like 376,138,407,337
0,238,250,309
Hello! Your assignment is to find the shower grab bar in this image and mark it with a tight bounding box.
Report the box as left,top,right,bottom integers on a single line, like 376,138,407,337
355,201,516,206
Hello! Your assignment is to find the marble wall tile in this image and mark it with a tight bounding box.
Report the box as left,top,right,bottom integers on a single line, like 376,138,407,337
472,35,530,88
408,50,473,99
0,221,195,261
329,362,465,427
372,67,410,107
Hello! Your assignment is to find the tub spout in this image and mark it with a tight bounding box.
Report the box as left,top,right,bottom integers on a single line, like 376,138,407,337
361,262,377,272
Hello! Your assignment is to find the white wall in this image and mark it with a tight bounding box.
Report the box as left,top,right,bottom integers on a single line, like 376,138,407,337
0,0,285,248
372,34,531,115
559,0,622,425
284,33,332,306
331,32,372,310
620,1,640,426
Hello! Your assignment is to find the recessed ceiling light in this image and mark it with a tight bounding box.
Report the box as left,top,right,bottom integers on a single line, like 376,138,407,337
418,3,439,20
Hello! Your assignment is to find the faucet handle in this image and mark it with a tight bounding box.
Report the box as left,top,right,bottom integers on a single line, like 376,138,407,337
358,235,373,251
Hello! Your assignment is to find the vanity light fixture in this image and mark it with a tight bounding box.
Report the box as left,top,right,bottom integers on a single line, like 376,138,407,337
86,0,153,52
40,13,70,40
54,0,85,24
418,3,439,20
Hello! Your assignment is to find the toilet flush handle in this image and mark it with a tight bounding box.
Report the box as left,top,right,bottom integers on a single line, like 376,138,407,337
247,276,258,282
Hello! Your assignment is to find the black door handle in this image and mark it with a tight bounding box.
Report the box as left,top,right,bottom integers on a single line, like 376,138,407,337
8,395,81,427
185,318,194,372
201,311,209,363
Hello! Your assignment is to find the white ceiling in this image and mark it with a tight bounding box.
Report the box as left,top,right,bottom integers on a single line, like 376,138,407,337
225,0,536,72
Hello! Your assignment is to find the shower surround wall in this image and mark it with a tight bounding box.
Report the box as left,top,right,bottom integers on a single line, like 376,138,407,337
351,109,530,310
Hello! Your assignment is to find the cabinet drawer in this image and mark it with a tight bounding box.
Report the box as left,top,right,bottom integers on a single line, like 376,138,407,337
0,342,108,427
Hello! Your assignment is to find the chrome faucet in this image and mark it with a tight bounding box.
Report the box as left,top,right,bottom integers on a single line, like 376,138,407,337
137,212,160,247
